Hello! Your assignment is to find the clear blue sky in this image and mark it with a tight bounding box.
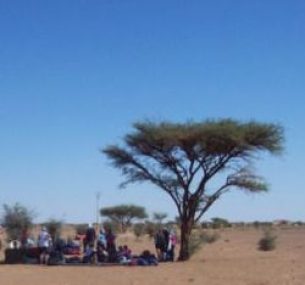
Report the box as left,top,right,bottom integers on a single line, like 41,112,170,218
0,1,304,223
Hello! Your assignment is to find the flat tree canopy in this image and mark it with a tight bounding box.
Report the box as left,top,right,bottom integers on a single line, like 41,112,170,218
103,119,284,260
100,204,147,232
153,212,168,225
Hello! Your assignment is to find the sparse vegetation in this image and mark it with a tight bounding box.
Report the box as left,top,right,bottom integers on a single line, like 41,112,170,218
1,203,34,242
144,221,157,238
258,229,277,251
200,231,220,243
133,223,145,239
189,230,220,257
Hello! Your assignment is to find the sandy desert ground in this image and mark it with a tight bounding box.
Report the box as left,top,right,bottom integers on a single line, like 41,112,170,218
0,227,304,285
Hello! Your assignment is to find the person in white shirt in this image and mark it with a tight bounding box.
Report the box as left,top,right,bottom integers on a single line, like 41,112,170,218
38,226,52,264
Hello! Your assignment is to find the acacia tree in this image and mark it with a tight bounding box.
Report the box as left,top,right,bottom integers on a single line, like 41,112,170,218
103,119,283,261
153,212,168,225
100,204,147,232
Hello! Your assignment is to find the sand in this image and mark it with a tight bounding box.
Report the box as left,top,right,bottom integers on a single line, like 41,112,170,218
0,227,304,285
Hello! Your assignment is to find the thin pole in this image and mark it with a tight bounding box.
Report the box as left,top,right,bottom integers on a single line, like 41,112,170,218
96,192,101,232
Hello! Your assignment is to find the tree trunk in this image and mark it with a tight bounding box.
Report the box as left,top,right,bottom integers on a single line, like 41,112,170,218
178,218,193,261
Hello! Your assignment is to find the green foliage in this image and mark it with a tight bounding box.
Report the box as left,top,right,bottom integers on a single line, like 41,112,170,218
100,204,147,232
103,119,284,261
258,230,277,251
42,219,62,240
1,203,34,241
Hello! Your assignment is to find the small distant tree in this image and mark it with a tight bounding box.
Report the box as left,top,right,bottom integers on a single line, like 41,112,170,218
211,217,231,229
153,212,168,225
100,204,147,232
1,203,34,241
103,119,284,260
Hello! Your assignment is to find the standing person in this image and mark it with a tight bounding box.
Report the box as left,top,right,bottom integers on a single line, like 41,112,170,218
162,228,170,261
105,227,116,262
97,227,107,248
167,229,177,261
154,229,165,261
38,226,52,264
84,223,96,252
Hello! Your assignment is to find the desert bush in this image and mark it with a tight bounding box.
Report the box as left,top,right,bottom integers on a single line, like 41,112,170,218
189,232,204,257
258,230,277,251
188,230,221,257
133,223,145,239
1,203,34,241
144,221,157,238
200,231,220,244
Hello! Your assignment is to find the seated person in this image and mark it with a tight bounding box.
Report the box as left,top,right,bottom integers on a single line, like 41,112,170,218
117,245,131,264
96,243,108,263
123,245,132,259
82,245,95,264
136,250,158,266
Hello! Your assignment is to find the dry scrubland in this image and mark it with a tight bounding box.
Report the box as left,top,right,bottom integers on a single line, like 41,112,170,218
0,227,305,285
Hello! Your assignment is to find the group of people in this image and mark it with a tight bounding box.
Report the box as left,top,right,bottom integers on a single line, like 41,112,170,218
154,228,177,262
81,224,158,266
82,223,118,263
5,223,177,265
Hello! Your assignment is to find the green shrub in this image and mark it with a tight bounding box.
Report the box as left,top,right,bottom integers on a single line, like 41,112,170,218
258,230,277,251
